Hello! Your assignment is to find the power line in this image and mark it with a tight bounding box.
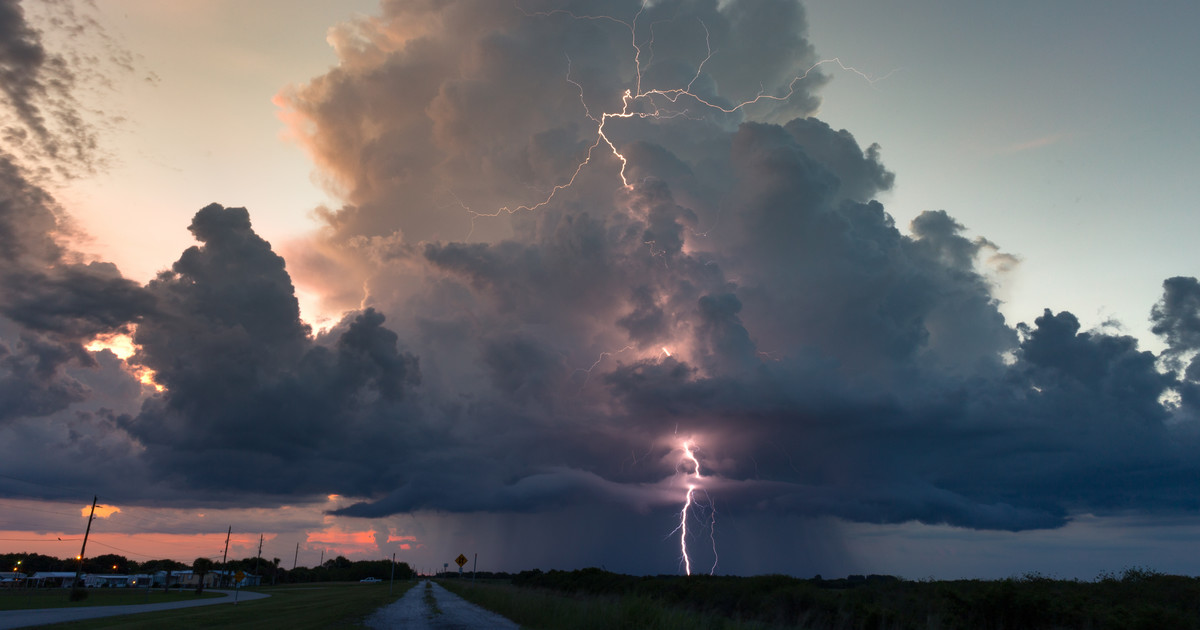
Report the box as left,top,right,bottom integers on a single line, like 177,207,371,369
87,540,165,560
0,472,89,494
0,502,85,519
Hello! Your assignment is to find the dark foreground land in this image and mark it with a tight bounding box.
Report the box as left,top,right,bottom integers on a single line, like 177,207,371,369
440,567,1200,630
23,582,414,629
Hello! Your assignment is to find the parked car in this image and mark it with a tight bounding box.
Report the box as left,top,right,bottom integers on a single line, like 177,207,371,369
359,577,381,583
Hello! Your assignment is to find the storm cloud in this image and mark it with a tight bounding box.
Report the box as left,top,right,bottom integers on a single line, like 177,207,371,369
4,0,1200,575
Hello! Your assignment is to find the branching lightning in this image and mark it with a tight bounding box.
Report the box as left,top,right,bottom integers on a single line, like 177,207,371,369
467,3,889,574
671,438,717,576
461,2,893,235
574,344,635,389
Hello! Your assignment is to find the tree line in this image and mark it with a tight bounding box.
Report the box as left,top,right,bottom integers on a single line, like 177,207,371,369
2,552,414,584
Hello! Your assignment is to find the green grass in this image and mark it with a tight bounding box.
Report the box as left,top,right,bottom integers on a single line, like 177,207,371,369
35,581,416,630
423,580,442,616
0,588,221,610
438,580,772,630
482,568,1200,630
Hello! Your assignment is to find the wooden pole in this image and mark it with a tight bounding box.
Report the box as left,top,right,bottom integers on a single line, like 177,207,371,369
72,496,97,590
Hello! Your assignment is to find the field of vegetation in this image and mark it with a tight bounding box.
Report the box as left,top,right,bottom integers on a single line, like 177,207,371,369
33,582,415,629
0,588,220,611
440,567,1200,630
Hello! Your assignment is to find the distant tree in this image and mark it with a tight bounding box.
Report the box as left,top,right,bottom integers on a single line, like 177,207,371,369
141,558,187,573
193,557,214,594
395,562,415,580
83,553,132,574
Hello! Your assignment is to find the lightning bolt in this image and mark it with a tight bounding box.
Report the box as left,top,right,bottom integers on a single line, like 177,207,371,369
462,2,893,234
573,344,636,389
465,4,887,574
672,438,717,576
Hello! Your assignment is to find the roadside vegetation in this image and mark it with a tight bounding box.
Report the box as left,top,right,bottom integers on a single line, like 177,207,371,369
440,566,1200,630
34,581,416,630
0,588,220,611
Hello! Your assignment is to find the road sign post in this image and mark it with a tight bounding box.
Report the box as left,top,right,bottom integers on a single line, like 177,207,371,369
455,554,468,577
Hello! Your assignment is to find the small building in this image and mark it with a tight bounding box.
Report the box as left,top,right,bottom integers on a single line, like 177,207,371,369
84,574,144,588
152,569,189,588
209,570,261,588
30,572,81,588
129,574,153,587
0,571,26,586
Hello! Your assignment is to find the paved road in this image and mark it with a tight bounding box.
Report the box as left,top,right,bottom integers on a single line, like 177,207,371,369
0,589,270,629
366,580,518,629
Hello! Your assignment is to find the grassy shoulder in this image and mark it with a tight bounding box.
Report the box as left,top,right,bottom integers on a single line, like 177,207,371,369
438,579,771,630
439,568,1200,630
0,588,222,611
36,581,417,630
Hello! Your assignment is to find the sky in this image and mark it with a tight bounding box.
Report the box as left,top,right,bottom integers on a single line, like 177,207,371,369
1,0,1200,580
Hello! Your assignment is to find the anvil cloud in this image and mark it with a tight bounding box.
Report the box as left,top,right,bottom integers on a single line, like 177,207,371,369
2,0,1200,575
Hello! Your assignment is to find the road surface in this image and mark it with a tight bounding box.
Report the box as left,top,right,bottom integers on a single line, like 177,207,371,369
0,589,270,629
366,580,519,629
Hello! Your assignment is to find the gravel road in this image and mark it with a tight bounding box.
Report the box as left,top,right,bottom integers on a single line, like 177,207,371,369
366,580,519,630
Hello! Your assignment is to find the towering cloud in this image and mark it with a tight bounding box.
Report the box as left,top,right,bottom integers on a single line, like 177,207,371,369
125,204,420,501
264,0,1200,541
3,0,1200,575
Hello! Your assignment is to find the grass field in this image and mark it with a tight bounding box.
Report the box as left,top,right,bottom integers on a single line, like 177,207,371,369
34,581,416,630
439,579,771,630
0,588,221,611
441,568,1200,630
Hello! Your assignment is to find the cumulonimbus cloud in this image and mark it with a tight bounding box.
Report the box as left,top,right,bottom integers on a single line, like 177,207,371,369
4,1,1200,567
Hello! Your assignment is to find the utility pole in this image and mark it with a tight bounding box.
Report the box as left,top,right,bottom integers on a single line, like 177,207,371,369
389,552,395,596
472,553,477,583
293,542,299,570
72,496,98,590
319,549,324,568
221,526,231,588
254,534,263,582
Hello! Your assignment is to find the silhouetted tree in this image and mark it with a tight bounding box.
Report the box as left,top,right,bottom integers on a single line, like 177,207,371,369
192,557,214,594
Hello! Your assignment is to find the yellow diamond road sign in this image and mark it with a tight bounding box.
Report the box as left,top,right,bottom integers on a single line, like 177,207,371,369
455,554,468,568
234,570,245,582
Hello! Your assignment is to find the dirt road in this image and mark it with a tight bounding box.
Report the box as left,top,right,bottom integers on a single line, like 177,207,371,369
366,580,519,629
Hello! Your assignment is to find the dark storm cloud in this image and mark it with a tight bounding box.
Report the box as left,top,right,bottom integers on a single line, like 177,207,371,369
1151,276,1200,409
0,3,151,450
0,154,153,424
6,1,1200,571
123,204,420,500
1152,277,1200,375
263,0,1200,534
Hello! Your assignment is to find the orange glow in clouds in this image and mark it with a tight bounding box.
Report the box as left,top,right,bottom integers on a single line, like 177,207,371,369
85,329,166,392
306,525,377,557
83,504,121,519
85,333,136,360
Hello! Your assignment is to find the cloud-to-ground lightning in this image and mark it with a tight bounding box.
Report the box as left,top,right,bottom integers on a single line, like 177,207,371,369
672,438,718,576
490,3,888,573
463,3,885,573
